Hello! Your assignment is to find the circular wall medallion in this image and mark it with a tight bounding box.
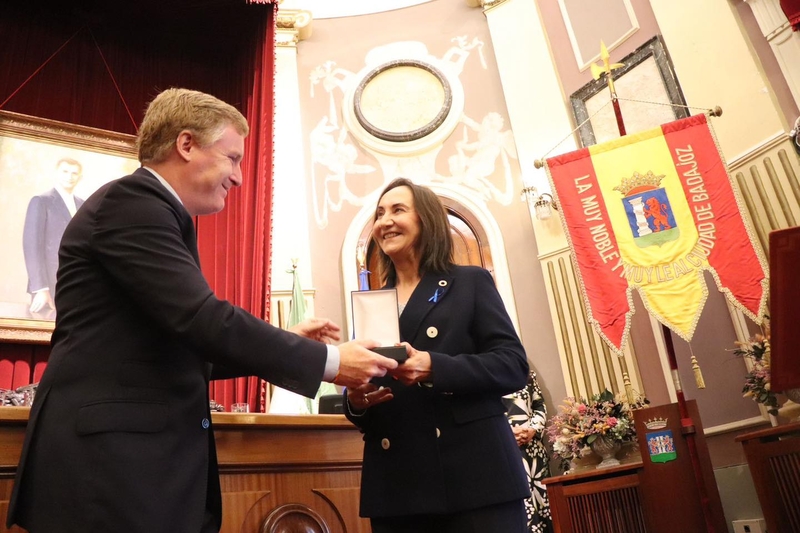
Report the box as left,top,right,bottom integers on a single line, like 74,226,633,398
353,59,452,143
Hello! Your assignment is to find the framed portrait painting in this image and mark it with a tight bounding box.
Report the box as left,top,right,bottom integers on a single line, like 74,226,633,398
570,35,689,147
0,110,138,342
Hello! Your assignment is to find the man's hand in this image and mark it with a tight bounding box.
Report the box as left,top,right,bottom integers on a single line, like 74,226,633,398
288,317,341,344
387,342,432,386
333,339,398,389
29,290,54,313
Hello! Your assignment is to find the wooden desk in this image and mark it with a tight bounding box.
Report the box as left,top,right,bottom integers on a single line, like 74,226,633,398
0,408,369,533
735,421,800,533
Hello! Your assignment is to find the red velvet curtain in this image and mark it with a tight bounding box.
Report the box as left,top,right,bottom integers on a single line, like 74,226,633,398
0,1,277,401
0,344,49,392
199,3,277,414
782,0,800,30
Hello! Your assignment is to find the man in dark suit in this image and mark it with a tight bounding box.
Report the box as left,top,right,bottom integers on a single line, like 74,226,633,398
7,88,398,533
21,157,84,316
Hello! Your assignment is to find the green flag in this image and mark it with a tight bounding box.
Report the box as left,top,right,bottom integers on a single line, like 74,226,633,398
287,261,306,329
287,261,336,413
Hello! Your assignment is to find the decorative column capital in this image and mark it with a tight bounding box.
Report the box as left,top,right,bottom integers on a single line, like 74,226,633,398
465,0,512,10
276,9,313,47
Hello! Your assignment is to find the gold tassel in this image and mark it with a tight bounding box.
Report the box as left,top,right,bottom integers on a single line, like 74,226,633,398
691,354,706,389
623,371,635,405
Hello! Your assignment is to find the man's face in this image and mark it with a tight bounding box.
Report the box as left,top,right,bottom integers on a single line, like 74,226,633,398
182,125,245,216
56,162,82,193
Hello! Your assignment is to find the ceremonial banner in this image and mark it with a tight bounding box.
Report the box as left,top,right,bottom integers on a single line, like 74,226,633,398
546,114,767,354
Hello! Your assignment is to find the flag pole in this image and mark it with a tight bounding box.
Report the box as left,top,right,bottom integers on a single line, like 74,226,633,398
593,42,717,533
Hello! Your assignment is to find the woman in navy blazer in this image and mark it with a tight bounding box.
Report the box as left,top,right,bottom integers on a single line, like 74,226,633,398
345,178,531,533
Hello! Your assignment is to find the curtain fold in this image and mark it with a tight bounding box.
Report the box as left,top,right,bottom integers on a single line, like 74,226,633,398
200,3,276,413
0,1,277,410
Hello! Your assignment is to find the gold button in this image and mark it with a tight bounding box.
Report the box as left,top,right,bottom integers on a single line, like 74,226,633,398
381,438,391,450
436,428,441,438
438,280,447,287
427,327,438,338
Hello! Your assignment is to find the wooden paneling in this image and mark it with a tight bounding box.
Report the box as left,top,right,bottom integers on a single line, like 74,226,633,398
0,410,369,533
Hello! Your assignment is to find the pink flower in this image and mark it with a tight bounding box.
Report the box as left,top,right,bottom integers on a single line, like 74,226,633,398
607,417,618,427
577,404,587,415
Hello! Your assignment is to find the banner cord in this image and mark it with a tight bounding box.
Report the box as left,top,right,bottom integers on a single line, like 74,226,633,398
534,99,721,167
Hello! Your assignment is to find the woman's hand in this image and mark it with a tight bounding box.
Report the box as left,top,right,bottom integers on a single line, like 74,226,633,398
512,425,537,446
388,342,432,386
346,383,394,411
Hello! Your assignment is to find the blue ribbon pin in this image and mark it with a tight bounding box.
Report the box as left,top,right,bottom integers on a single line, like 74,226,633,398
428,288,442,303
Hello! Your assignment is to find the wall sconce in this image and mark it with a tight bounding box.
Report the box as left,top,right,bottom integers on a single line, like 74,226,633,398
521,184,559,221
533,192,558,220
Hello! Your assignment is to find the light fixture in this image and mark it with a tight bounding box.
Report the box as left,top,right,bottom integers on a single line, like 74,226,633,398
521,183,559,221
534,192,558,220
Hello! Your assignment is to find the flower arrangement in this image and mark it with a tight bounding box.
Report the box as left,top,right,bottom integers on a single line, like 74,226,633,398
545,389,641,464
733,321,780,416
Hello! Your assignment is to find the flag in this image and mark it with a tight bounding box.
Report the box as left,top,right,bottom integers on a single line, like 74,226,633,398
269,261,336,414
359,268,370,291
546,114,768,355
287,262,307,329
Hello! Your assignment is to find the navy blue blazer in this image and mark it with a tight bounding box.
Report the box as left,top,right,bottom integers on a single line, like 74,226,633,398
346,266,530,518
22,188,84,295
8,168,328,533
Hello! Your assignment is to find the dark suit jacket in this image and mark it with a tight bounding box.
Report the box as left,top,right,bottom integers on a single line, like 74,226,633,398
22,188,84,295
8,168,328,533
345,266,530,518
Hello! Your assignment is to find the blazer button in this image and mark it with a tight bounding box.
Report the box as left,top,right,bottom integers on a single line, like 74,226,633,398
427,327,438,338
438,280,448,287
436,428,441,438
381,438,391,450
201,418,210,429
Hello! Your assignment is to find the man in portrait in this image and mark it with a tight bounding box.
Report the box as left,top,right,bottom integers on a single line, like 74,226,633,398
22,157,84,316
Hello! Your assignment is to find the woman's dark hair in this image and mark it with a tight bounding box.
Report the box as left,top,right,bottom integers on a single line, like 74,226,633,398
372,178,454,284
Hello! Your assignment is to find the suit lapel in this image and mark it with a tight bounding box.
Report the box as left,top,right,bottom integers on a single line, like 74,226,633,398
136,168,201,268
399,270,454,342
50,189,72,222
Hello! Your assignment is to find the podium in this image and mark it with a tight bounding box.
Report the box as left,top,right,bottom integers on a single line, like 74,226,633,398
543,400,727,533
0,409,369,533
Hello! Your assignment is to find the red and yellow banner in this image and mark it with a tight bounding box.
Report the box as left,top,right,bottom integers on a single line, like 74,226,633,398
546,114,767,355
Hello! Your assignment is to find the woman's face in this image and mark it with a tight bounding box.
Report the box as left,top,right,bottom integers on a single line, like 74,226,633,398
373,185,421,263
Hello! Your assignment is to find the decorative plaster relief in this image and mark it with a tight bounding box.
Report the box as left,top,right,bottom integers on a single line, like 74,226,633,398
308,37,517,228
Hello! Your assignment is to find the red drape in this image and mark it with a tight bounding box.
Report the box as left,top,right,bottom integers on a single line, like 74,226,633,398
0,344,49,392
199,3,277,414
781,0,800,30
0,1,277,401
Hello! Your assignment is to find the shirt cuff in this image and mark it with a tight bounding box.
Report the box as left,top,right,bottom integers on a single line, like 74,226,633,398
322,344,340,382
